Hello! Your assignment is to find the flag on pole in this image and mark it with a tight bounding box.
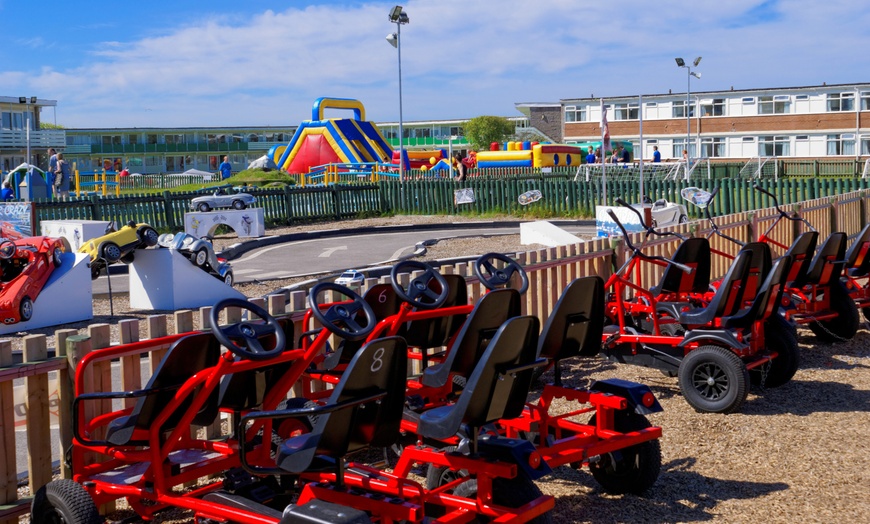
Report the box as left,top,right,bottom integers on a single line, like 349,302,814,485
601,105,611,153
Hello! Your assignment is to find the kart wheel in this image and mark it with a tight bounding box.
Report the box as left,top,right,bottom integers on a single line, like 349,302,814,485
276,398,317,436
139,227,159,247
587,411,662,495
19,296,33,322
90,265,101,280
232,199,246,210
198,202,210,212
863,306,870,323
223,271,234,287
808,283,858,342
678,345,749,414
194,247,209,266
120,253,135,264
751,318,800,388
678,214,689,224
100,242,122,263
52,247,63,267
31,479,101,524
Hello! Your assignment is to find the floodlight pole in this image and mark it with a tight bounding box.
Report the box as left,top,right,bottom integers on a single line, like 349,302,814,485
675,57,701,163
388,7,409,182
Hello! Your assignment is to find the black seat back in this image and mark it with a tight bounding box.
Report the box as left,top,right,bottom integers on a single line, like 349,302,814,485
783,231,818,285
334,283,404,366
723,255,792,330
421,288,520,387
797,232,846,288
418,316,540,440
679,250,751,326
277,337,408,472
404,274,468,348
654,237,711,294
738,242,772,298
219,318,295,412
538,276,604,361
107,332,221,445
846,224,870,277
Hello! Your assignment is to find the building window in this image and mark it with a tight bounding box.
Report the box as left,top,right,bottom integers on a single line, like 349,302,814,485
564,106,586,122
795,94,809,100
672,138,696,158
862,92,870,111
827,92,855,112
128,134,140,145
612,102,639,120
672,100,694,118
700,99,725,116
862,137,870,155
827,134,856,155
146,134,158,145
101,135,121,145
758,95,791,114
701,137,725,157
742,97,755,104
1,112,11,130
759,135,790,156
165,134,184,145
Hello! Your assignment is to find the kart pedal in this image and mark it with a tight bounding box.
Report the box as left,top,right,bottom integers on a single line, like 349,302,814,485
405,395,425,411
248,484,277,505
223,467,256,491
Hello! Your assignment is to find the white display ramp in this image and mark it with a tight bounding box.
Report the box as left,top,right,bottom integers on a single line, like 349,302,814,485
130,248,245,311
520,221,585,247
184,208,265,239
0,252,93,335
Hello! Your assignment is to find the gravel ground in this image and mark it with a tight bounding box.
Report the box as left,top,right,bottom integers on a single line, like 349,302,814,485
11,215,870,523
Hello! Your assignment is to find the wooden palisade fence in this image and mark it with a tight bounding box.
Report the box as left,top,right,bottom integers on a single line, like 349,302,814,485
2,189,869,520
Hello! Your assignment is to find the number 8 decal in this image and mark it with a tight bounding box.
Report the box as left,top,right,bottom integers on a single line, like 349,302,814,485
371,347,385,373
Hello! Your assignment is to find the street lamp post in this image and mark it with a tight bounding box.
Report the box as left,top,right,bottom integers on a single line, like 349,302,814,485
387,6,409,181
675,57,701,161
19,96,37,169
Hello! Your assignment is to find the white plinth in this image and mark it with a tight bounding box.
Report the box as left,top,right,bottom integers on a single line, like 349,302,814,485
0,252,93,335
40,220,111,251
184,208,265,239
129,248,245,311
520,221,585,247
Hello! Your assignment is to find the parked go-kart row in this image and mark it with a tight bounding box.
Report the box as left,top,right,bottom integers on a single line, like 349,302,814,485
36,251,665,523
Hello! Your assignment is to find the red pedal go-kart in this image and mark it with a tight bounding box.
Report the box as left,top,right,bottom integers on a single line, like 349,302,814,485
304,255,665,500
599,202,799,413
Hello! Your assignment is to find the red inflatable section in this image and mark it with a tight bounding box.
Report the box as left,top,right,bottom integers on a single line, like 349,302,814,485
287,134,342,173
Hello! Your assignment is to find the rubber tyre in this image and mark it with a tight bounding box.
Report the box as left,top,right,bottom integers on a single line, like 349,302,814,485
198,202,210,212
678,214,689,224
31,479,102,524
678,345,749,414
863,306,870,323
100,242,122,263
808,283,859,342
223,271,234,287
19,296,33,322
587,411,661,495
275,398,317,438
751,318,800,388
90,265,101,280
139,227,159,247
194,247,209,266
232,199,246,210
52,247,63,267
120,253,135,264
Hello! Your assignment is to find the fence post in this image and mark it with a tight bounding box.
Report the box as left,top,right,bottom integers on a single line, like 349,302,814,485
283,185,294,224
0,340,16,524
331,185,342,221
90,193,102,221
162,191,176,230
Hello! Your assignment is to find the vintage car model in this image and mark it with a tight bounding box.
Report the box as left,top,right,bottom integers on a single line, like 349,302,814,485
334,269,365,286
158,232,234,286
78,221,159,279
0,236,68,324
632,198,689,227
189,189,256,212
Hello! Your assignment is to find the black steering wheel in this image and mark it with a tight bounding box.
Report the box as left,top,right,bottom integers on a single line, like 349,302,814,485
210,298,286,361
309,282,376,341
474,252,529,294
390,260,450,309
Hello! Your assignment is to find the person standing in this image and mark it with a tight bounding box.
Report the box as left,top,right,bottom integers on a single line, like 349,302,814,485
453,152,467,181
54,152,72,199
47,148,58,187
0,182,14,201
585,146,596,165
652,145,661,163
219,155,232,180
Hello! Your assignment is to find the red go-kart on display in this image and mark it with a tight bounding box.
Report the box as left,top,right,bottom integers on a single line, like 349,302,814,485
0,236,67,324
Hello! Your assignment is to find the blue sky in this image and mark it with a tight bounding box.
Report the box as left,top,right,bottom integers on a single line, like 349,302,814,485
0,0,867,128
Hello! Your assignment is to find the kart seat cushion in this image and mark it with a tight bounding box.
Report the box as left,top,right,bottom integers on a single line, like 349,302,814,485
537,276,604,361
418,316,540,441
331,284,404,368
106,332,221,446
722,255,792,330
651,237,711,296
403,275,468,349
796,232,846,288
276,337,408,474
845,224,870,277
421,288,521,388
783,231,818,286
679,250,751,327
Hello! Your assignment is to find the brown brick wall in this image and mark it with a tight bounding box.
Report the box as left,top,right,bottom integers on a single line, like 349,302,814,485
528,107,563,142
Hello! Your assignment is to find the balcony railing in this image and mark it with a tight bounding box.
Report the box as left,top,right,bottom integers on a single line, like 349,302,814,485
0,129,65,150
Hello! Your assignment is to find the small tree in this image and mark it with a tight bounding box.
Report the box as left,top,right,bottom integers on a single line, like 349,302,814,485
40,122,65,130
463,116,515,151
